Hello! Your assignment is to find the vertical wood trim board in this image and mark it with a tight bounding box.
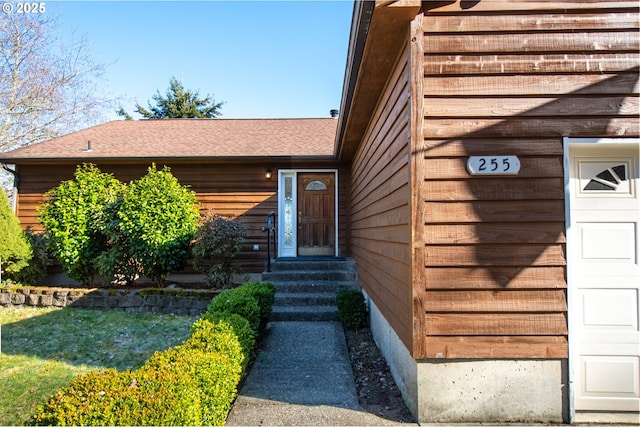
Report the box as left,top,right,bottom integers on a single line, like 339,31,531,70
410,12,427,359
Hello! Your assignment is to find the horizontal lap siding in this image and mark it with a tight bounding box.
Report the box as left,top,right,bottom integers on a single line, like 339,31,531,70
18,165,80,231
414,3,639,359
351,45,413,350
173,164,277,273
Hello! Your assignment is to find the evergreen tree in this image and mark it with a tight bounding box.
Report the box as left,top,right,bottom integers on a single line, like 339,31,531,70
117,77,223,119
0,191,32,279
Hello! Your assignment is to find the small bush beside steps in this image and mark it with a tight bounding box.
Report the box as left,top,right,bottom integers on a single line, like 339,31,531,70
336,288,368,330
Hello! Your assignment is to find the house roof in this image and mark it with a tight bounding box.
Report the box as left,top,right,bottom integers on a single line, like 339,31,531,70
0,118,339,163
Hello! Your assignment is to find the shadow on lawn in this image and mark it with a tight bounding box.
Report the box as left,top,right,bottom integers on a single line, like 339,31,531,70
1,307,196,371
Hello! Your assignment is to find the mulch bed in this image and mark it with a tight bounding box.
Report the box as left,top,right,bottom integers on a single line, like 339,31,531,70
344,327,415,423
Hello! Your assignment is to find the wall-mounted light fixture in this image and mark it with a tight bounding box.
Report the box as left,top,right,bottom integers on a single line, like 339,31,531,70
265,169,273,179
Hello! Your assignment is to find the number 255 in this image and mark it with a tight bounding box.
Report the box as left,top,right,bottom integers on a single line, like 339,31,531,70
478,157,510,172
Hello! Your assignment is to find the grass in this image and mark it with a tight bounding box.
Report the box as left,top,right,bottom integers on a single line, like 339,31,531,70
0,306,198,426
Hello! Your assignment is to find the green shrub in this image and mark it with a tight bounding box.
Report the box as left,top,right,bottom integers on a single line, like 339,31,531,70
116,165,200,285
38,164,124,285
0,191,32,280
192,213,247,288
38,164,200,286
95,233,140,285
13,229,52,284
144,346,242,426
31,367,202,426
233,281,276,336
185,316,251,371
207,288,261,335
191,312,255,368
336,289,368,330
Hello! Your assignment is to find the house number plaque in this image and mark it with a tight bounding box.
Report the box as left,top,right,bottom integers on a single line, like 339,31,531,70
467,156,520,176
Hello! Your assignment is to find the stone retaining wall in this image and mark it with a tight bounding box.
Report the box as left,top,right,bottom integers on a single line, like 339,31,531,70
0,286,221,316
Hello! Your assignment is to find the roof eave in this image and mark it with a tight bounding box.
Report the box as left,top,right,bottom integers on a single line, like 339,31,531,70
1,155,337,165
334,0,375,160
334,0,422,161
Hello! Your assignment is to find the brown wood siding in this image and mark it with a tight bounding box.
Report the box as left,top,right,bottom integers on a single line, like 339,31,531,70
413,2,639,359
16,161,348,274
350,43,414,351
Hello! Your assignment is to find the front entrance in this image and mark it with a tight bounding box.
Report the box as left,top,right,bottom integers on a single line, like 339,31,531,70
297,173,335,256
278,170,337,258
566,138,639,416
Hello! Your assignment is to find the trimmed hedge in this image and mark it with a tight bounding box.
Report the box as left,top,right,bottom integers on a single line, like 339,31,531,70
240,281,276,333
207,289,261,334
192,312,255,368
144,346,241,426
206,281,275,336
31,281,276,426
31,368,202,426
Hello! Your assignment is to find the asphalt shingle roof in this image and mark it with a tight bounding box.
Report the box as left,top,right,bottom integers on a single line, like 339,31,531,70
0,118,339,162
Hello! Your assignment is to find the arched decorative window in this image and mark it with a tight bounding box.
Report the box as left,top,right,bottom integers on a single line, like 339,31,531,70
305,180,328,191
583,164,628,191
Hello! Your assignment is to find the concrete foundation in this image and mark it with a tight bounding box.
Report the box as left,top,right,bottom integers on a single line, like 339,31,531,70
417,359,568,423
366,295,569,424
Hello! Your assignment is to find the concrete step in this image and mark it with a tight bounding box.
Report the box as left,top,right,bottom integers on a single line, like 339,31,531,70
271,281,359,294
263,270,357,282
275,292,337,307
264,257,358,322
270,305,339,322
266,257,355,272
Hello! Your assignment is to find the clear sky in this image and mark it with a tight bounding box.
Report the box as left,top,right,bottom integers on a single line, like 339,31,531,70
48,0,354,121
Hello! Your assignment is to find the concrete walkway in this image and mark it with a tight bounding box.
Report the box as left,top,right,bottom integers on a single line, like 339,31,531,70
226,321,413,426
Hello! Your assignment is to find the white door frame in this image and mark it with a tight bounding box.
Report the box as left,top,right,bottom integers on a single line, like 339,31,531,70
277,169,339,258
564,136,640,422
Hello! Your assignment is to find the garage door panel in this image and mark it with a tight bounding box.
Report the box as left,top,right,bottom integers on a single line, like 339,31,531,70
577,356,640,412
582,356,639,397
581,289,638,330
579,223,637,263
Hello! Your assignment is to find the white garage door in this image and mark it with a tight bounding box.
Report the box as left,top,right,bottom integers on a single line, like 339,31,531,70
567,139,639,414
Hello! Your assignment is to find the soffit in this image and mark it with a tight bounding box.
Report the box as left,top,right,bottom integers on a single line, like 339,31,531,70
335,0,422,161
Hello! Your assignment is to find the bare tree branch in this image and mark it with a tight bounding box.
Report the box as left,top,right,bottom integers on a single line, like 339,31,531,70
0,13,113,154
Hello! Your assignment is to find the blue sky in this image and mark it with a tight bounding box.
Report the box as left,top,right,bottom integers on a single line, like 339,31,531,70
49,1,354,120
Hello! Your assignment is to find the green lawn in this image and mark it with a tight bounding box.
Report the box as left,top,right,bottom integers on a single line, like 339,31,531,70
0,307,198,426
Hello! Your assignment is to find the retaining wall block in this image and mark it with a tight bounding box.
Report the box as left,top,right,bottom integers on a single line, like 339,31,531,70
0,291,11,305
106,294,120,308
11,293,26,305
0,285,218,315
27,293,40,306
40,293,53,306
52,291,68,307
